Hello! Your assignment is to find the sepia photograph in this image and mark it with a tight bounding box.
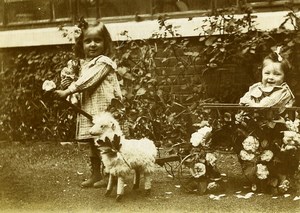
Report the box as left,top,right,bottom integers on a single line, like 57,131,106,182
0,0,300,212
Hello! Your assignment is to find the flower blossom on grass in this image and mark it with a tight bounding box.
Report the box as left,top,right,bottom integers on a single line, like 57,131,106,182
190,162,206,178
278,180,290,192
190,126,212,147
242,136,259,152
42,80,56,92
256,164,269,180
207,182,218,190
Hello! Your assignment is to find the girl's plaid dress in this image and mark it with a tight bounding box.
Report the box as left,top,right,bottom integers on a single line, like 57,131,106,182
68,55,122,140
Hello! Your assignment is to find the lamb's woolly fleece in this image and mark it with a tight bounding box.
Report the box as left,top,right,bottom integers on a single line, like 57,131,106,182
90,111,158,177
101,138,157,176
89,112,123,141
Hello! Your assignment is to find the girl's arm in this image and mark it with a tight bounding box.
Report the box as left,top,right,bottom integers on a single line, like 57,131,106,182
55,89,71,98
68,62,111,93
55,61,112,98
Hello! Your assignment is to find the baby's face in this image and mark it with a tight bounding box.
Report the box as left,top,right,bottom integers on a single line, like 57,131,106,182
262,62,284,87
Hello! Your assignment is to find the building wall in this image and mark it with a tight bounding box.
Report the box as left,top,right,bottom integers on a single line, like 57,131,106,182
0,11,299,106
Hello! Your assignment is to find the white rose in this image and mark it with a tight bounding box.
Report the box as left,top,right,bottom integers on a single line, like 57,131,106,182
278,180,290,192
199,126,212,146
283,131,297,140
242,136,259,152
297,133,300,145
283,131,300,146
256,164,269,180
190,126,212,147
286,119,300,132
42,80,56,91
190,163,206,178
283,145,297,151
190,131,202,147
260,150,273,162
240,150,255,161
205,153,217,166
207,182,218,190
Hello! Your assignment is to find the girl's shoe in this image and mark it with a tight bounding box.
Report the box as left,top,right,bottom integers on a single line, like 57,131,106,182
81,157,102,188
93,179,107,188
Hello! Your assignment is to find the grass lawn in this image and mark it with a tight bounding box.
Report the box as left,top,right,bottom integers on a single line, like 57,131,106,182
0,141,299,213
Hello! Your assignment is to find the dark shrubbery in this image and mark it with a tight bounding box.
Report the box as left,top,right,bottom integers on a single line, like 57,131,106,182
0,10,299,143
0,47,76,142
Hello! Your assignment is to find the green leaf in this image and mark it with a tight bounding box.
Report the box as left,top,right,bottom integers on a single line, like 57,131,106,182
117,67,128,76
184,52,199,57
136,87,146,96
205,37,217,46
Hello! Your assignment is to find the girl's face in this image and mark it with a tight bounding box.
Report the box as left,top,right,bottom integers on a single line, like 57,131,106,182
83,27,104,59
262,62,284,87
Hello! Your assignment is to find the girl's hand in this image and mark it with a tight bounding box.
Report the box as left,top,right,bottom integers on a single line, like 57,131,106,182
54,89,71,99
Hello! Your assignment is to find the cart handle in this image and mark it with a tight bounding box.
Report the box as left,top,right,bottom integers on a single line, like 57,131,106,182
60,98,93,121
199,103,300,111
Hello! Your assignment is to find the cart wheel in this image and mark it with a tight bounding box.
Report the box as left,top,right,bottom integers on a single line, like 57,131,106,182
177,154,208,195
163,161,181,178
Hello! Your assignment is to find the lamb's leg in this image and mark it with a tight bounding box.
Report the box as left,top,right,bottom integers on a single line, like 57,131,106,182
133,169,140,190
144,172,151,196
105,174,115,197
116,176,125,202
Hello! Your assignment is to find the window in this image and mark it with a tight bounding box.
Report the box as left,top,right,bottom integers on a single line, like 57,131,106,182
99,0,152,17
0,0,299,27
2,0,71,25
0,1,3,24
153,0,237,13
77,0,152,18
76,0,239,19
246,0,299,12
5,0,51,23
53,0,72,19
248,0,286,3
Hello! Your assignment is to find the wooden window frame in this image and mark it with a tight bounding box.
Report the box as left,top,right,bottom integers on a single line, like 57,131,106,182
0,0,299,29
1,0,73,28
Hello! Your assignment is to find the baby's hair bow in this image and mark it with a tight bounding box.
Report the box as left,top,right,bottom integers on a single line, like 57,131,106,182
274,46,283,62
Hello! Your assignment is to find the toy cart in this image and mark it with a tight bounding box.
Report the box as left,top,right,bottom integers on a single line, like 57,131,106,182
51,94,300,194
155,103,300,194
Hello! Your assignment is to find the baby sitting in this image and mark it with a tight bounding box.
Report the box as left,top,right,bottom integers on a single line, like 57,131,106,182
240,47,295,111
236,48,298,195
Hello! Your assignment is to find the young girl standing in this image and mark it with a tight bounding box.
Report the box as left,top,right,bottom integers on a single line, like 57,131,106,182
55,19,122,188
